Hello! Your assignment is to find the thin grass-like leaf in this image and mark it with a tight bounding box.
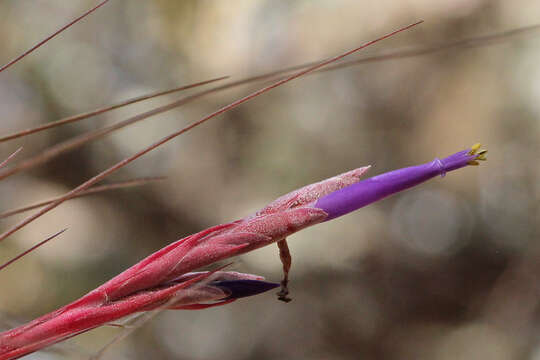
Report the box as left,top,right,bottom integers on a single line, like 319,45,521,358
0,176,166,219
0,228,67,271
0,76,228,143
0,148,22,170
1,23,537,181
0,0,110,73
0,21,422,245
321,22,540,73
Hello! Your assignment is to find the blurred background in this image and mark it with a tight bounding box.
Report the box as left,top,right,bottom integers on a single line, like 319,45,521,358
0,0,539,359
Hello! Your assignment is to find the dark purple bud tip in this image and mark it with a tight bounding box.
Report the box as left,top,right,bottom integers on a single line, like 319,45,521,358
314,144,487,221
213,280,280,300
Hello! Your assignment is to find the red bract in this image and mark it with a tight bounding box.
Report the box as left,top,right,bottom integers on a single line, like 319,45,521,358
0,270,277,360
0,166,370,359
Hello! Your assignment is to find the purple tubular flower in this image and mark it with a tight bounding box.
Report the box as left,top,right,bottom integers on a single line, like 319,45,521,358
314,144,487,221
212,280,280,300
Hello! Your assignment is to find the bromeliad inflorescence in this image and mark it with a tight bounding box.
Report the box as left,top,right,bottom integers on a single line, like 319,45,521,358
0,144,486,359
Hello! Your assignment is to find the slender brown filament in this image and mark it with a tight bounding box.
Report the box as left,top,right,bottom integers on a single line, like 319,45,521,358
0,229,67,271
0,0,110,73
0,76,229,143
0,21,423,245
0,177,166,219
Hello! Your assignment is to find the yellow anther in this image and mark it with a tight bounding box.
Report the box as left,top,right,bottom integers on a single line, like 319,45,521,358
478,149,487,155
469,143,482,155
468,160,479,166
477,154,487,161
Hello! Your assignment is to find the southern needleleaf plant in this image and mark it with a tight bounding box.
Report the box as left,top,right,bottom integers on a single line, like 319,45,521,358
0,2,538,360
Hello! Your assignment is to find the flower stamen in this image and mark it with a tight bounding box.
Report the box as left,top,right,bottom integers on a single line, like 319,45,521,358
467,143,487,165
